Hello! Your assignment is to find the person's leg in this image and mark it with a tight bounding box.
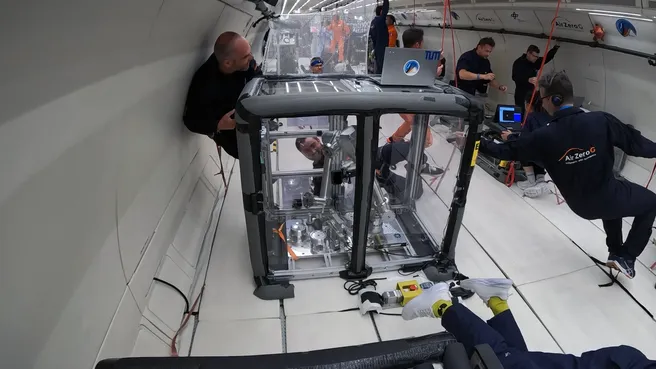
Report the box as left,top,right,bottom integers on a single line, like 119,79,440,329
517,163,536,190
623,208,656,259
533,164,546,182
460,278,528,351
602,219,623,257
579,345,655,369
338,39,345,62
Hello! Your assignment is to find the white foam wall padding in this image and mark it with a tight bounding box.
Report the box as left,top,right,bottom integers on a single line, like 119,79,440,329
0,0,252,368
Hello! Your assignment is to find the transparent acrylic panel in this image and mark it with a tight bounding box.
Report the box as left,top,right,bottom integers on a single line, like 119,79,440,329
263,9,374,76
262,115,361,276
259,111,473,279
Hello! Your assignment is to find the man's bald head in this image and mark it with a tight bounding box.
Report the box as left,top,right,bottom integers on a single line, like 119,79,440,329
214,31,253,73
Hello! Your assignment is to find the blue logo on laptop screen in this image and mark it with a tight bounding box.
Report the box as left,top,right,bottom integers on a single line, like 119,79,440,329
404,60,420,76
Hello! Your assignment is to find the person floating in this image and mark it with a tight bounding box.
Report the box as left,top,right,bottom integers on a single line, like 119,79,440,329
479,70,656,279
402,278,656,368
327,15,350,63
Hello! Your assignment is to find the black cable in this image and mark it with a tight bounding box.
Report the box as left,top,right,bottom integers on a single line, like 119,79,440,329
153,277,190,314
343,278,387,295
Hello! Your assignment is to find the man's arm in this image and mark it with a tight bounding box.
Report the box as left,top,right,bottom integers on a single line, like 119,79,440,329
479,130,542,161
536,45,560,66
511,59,521,83
182,74,219,136
606,113,656,158
381,0,389,17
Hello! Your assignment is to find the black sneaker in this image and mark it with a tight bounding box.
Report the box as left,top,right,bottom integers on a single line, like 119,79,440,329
607,254,636,279
405,163,445,175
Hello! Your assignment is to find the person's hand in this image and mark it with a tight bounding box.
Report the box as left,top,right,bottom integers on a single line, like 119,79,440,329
501,130,512,141
217,109,236,131
498,85,508,93
481,73,495,81
437,64,444,76
528,77,537,86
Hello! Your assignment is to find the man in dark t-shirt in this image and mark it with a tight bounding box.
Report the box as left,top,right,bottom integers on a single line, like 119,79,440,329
183,31,262,159
455,37,507,96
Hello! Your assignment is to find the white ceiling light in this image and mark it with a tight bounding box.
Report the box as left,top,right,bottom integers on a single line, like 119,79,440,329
281,0,288,16
575,8,641,17
296,0,312,12
287,0,302,15
588,12,653,22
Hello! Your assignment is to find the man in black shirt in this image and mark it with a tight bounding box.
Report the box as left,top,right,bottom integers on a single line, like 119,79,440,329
512,44,560,110
183,31,262,159
455,37,507,96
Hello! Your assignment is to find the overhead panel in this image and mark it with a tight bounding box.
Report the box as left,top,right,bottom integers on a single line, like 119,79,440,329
588,13,656,54
448,9,474,27
534,10,593,40
465,9,504,29
495,9,544,33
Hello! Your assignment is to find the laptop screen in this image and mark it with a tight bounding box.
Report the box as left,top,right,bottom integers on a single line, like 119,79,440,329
496,105,522,124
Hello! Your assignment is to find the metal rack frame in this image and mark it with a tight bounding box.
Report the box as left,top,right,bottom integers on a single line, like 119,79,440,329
235,74,484,300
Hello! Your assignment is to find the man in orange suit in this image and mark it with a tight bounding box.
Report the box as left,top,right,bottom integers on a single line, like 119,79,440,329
327,14,350,63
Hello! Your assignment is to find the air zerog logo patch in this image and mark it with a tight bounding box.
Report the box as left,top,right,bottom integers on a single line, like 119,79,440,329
559,147,596,164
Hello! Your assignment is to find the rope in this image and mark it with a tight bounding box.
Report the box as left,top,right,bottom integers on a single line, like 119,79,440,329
504,0,562,190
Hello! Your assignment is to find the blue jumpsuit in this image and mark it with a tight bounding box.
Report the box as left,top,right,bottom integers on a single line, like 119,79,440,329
369,0,389,74
480,107,656,260
445,303,655,369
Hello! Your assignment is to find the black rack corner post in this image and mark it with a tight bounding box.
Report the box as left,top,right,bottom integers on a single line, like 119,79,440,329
340,115,379,280
235,106,269,280
440,109,484,261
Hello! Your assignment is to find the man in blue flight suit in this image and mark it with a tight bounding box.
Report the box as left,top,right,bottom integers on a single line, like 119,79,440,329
402,278,655,368
479,70,656,279
369,0,389,74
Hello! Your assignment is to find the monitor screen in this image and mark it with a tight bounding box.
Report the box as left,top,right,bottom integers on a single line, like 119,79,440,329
496,105,522,124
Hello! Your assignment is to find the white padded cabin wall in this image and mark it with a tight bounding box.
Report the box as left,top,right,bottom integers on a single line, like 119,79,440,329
0,1,261,369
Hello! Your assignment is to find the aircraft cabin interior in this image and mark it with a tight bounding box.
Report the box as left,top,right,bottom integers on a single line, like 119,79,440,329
2,0,656,368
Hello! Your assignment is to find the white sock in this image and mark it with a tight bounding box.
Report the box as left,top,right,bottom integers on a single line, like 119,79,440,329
525,172,536,184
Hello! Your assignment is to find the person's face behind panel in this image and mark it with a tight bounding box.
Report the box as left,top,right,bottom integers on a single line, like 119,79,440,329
298,137,324,162
229,37,253,72
476,44,494,58
311,63,323,74
386,16,392,26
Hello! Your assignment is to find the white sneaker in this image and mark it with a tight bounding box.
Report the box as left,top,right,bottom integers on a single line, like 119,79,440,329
401,282,451,321
459,278,513,305
523,182,550,198
517,179,536,190
536,174,546,183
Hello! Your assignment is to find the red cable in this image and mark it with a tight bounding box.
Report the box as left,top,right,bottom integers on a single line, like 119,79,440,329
170,285,204,356
504,0,562,188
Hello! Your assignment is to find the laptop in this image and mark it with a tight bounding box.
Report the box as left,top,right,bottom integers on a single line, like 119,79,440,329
380,48,441,87
493,104,523,130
